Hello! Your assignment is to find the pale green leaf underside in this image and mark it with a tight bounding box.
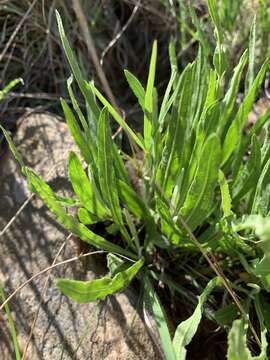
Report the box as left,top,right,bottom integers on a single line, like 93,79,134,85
173,277,221,360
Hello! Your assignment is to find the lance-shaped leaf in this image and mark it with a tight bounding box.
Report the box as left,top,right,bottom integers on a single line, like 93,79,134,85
158,68,177,127
90,83,144,150
222,57,270,165
67,75,98,149
68,151,108,219
219,50,248,135
61,99,93,165
180,134,221,230
0,78,23,100
208,0,223,42
227,317,267,360
118,179,150,220
233,135,261,201
219,170,232,217
190,47,209,128
208,0,226,75
251,157,270,215
124,69,145,110
144,40,157,151
169,39,178,72
189,6,210,57
0,285,21,360
97,108,130,241
143,275,176,360
67,75,89,133
0,125,24,169
56,10,99,122
158,63,193,196
245,16,256,94
57,258,144,303
25,167,134,258
261,123,270,168
173,277,221,360
78,207,96,225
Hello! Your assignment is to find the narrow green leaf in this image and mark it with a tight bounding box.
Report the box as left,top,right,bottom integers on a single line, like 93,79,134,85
112,145,130,184
254,295,268,360
233,135,261,201
56,10,99,121
0,125,24,169
61,99,93,165
67,76,98,152
243,106,270,154
189,5,210,57
0,78,23,100
158,68,177,127
158,64,193,195
144,40,157,151
222,57,270,165
180,134,221,230
143,275,176,360
227,319,252,360
90,83,145,150
227,316,267,360
78,207,96,225
171,168,185,214
207,0,222,39
261,123,270,168
219,50,248,134
124,69,145,109
208,0,225,75
169,39,178,72
189,47,209,130
0,285,21,360
118,179,150,220
107,253,125,276
57,258,144,303
25,167,134,258
251,157,270,215
245,16,256,94
54,195,79,207
97,108,130,241
68,151,108,218
67,75,89,133
123,208,140,254
219,170,232,217
173,277,220,360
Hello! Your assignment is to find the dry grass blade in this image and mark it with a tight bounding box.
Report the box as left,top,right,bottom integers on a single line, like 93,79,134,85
71,0,119,112
0,140,73,237
0,194,34,237
100,0,141,66
0,0,38,63
21,237,68,360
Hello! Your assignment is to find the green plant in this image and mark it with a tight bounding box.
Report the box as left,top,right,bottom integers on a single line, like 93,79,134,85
0,285,21,360
2,1,270,358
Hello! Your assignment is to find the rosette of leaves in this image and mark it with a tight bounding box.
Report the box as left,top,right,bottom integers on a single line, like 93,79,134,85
2,1,270,358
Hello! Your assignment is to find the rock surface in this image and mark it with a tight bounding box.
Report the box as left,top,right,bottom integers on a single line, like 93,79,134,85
0,113,158,360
